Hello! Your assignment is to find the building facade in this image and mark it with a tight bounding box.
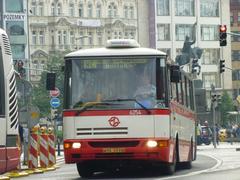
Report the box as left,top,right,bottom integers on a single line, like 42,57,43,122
230,0,240,99
152,0,232,111
28,0,140,83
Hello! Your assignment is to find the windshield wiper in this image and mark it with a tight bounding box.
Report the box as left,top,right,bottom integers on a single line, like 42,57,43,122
103,98,151,114
75,102,114,116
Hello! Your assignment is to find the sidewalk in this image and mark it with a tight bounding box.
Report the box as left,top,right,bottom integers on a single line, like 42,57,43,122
197,141,240,150
197,142,240,172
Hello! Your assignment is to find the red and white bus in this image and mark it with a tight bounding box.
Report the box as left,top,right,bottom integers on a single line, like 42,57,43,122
0,28,20,174
62,39,196,177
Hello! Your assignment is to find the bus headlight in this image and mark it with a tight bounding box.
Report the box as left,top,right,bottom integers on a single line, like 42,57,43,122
72,142,81,149
146,140,158,148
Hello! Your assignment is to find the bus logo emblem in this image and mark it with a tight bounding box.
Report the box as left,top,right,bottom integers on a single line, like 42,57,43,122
108,117,120,127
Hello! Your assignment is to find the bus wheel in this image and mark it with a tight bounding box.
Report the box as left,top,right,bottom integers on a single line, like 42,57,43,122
76,162,94,178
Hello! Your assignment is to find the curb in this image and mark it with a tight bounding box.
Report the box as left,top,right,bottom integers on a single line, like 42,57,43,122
0,176,10,180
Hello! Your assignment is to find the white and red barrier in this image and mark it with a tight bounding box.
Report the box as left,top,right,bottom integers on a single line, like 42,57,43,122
28,127,39,169
39,127,49,168
48,127,56,166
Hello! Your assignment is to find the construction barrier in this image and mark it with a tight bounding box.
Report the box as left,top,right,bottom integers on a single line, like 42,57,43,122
48,127,56,166
39,127,49,168
28,126,39,169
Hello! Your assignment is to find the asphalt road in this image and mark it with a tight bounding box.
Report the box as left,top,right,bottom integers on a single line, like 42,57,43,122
12,154,217,180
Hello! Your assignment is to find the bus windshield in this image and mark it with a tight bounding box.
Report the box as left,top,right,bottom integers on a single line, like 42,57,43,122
68,57,166,110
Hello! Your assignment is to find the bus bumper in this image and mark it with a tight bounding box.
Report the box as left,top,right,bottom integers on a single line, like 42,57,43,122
63,139,172,164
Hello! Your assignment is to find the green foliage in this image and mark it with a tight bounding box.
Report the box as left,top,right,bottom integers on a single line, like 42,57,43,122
218,91,234,126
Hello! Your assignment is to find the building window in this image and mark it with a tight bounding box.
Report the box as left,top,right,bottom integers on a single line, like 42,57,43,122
70,31,75,45
96,3,102,18
232,70,240,80
39,2,44,16
31,1,37,15
6,21,25,36
63,31,67,45
200,0,219,17
130,6,134,19
79,31,84,46
6,0,23,12
58,31,62,44
57,3,61,15
11,44,25,59
231,31,240,42
88,32,93,46
124,6,128,18
32,31,37,45
108,3,117,18
88,3,93,17
175,0,194,16
51,3,55,16
175,24,193,41
79,4,84,17
69,3,74,17
157,24,170,41
232,50,240,61
130,32,135,39
156,0,169,16
202,73,218,88
39,31,44,45
201,49,219,65
201,25,218,41
97,31,103,45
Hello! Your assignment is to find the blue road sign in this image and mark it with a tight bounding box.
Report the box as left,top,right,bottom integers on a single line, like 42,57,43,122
50,97,61,108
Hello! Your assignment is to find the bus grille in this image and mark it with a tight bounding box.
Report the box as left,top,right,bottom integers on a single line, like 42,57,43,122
2,34,12,55
9,73,18,129
76,127,128,136
88,141,139,148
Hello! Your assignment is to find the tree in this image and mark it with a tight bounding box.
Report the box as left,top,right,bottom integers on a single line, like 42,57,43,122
218,91,234,126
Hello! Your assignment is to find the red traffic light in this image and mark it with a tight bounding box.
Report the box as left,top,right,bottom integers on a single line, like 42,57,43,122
219,25,227,32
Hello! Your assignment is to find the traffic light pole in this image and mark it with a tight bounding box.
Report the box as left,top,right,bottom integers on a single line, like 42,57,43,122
212,101,217,149
211,85,217,149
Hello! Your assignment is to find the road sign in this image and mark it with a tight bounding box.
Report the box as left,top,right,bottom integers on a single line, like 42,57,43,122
50,87,60,97
50,97,61,108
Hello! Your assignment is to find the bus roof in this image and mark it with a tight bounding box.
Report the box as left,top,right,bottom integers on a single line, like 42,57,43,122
65,39,166,58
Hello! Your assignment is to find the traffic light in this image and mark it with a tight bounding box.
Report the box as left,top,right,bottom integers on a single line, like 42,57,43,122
219,59,225,73
211,94,217,103
219,25,227,46
46,73,56,90
191,59,201,75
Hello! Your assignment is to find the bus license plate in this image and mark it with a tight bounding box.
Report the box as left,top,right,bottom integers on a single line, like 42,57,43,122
102,148,125,153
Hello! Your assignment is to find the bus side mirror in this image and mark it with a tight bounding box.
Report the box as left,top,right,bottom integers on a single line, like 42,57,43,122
170,65,180,83
46,72,56,90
